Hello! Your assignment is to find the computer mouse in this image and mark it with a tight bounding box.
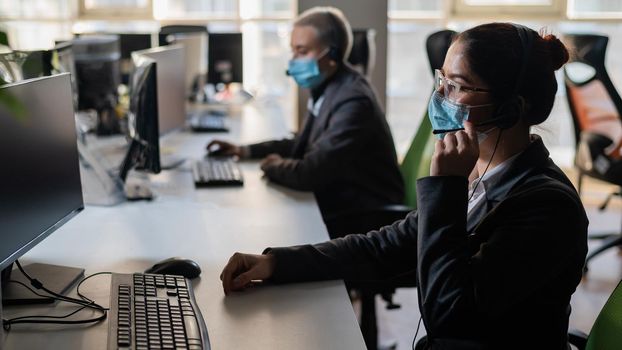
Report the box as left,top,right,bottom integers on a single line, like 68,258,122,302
145,257,202,279
206,143,224,156
124,182,154,201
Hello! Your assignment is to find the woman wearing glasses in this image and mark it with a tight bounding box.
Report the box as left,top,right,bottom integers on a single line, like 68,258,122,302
220,22,588,349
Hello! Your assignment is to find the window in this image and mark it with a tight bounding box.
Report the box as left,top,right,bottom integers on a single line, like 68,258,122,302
240,0,295,20
452,0,564,16
80,0,152,18
388,0,443,19
153,0,237,20
0,0,76,20
568,0,622,18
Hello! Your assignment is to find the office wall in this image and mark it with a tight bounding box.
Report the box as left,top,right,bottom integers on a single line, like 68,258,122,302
296,0,388,125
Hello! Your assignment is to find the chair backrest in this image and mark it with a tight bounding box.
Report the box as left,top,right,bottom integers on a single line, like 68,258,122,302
563,34,622,149
585,279,622,350
348,28,376,81
159,25,208,46
160,25,208,35
400,29,457,208
426,29,456,76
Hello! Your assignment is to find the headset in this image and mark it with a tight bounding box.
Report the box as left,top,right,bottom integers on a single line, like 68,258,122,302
324,11,344,62
431,24,535,135
493,23,535,129
285,11,343,77
413,25,535,347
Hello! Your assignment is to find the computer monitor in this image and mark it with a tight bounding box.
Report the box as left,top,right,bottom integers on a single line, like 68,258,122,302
72,35,121,135
0,73,85,304
208,33,243,86
132,45,186,135
0,50,52,84
50,42,79,108
119,55,160,182
167,33,208,100
0,43,78,107
0,51,29,83
118,34,152,84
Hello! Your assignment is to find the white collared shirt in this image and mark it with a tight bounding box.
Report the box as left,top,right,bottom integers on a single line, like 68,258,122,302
467,152,522,214
307,95,325,118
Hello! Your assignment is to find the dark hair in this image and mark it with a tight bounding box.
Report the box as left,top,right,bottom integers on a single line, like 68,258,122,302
455,22,569,126
294,7,353,62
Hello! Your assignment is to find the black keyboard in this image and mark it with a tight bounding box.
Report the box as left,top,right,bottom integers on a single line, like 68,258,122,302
189,112,228,133
108,273,210,350
193,158,243,187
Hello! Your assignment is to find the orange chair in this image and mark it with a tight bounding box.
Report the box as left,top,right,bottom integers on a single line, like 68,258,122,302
563,33,622,271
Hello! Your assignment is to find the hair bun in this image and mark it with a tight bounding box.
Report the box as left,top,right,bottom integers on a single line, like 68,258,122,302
542,34,569,70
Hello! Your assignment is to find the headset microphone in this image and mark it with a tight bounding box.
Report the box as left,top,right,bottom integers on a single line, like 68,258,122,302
432,116,507,135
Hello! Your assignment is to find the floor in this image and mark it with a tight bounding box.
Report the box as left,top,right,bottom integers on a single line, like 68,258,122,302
352,169,622,349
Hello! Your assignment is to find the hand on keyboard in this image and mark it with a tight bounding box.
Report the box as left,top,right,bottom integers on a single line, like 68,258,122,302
206,140,242,157
260,154,284,171
220,253,275,295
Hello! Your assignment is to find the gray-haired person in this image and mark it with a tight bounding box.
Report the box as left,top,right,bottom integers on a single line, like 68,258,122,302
207,6,404,224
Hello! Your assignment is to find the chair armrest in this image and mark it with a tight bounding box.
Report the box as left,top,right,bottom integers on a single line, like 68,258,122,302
324,204,414,238
568,329,588,350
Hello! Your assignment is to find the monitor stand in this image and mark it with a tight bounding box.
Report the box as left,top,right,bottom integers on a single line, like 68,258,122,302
1,262,84,306
160,154,186,170
78,139,126,206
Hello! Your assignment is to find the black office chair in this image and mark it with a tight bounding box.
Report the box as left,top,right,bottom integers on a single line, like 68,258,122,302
563,33,622,271
348,28,376,81
325,29,457,350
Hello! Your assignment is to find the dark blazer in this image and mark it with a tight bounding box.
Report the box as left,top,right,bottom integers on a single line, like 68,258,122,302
248,64,404,218
265,136,588,350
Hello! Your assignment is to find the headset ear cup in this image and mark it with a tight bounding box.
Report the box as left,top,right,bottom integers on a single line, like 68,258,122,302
329,46,340,61
495,95,523,129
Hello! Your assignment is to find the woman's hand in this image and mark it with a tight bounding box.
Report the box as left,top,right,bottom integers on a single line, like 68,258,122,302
430,121,479,177
220,253,276,295
260,154,284,171
206,140,244,157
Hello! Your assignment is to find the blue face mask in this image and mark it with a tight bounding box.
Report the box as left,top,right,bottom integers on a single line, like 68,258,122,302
287,49,329,89
427,91,495,142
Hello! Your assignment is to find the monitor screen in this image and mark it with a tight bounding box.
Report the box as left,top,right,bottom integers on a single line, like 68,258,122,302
132,45,186,135
119,34,153,60
0,51,29,83
50,42,79,108
167,33,207,97
72,35,121,112
0,73,83,271
0,44,79,107
208,33,243,85
119,55,160,181
119,34,152,84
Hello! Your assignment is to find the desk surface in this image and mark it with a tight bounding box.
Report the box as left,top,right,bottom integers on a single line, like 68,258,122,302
3,102,366,350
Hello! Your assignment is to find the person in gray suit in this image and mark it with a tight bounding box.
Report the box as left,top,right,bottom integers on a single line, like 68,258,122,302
207,7,404,221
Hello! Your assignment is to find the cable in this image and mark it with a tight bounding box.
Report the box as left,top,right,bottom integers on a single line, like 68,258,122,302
412,316,423,350
76,271,113,310
14,260,106,311
410,130,504,348
2,263,111,330
468,129,503,203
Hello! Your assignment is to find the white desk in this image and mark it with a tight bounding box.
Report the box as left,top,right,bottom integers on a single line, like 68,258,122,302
2,102,366,350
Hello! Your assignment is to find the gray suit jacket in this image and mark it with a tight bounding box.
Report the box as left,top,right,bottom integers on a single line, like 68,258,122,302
248,65,404,218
